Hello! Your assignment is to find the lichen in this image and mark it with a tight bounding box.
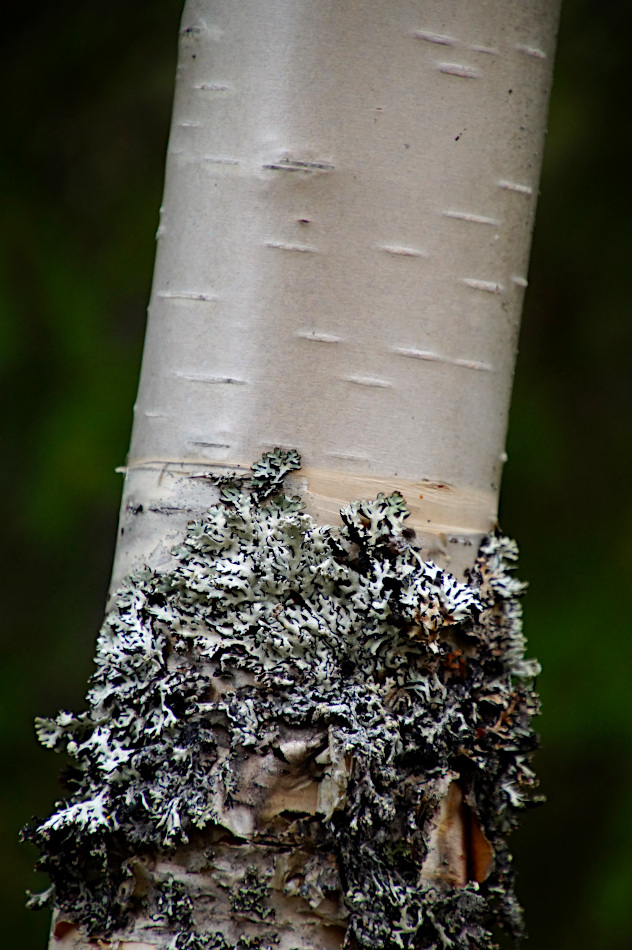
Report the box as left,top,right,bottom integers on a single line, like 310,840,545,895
24,449,541,949
173,934,272,950
230,866,273,922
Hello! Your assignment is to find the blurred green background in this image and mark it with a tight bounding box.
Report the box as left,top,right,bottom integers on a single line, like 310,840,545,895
1,1,631,948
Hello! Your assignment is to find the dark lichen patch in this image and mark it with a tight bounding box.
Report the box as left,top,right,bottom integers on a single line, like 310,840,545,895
230,866,273,922
173,933,274,950
25,450,541,949
156,876,194,928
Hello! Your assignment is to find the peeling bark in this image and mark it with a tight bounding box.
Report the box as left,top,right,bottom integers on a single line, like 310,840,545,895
27,454,541,949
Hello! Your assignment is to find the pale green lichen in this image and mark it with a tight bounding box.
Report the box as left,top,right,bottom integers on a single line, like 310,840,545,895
24,449,541,949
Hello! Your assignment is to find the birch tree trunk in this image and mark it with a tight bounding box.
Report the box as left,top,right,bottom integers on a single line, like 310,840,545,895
30,3,561,949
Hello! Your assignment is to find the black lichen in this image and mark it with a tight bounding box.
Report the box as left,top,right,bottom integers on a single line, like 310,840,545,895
230,866,273,922
25,449,541,949
174,934,272,950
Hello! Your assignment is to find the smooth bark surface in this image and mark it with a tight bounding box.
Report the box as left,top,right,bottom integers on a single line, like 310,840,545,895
114,0,560,589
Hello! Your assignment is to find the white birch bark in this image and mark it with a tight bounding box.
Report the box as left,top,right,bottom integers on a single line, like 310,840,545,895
45,3,561,949
113,0,560,590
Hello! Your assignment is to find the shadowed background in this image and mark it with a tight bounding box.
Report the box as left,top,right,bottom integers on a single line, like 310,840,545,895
1,1,630,947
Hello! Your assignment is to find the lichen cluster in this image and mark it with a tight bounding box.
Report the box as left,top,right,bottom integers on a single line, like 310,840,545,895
25,450,541,949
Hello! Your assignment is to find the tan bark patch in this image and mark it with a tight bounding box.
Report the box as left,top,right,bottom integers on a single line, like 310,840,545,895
420,780,494,887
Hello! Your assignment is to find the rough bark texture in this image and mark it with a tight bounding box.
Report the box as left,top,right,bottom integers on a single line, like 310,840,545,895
28,453,540,950
24,2,561,948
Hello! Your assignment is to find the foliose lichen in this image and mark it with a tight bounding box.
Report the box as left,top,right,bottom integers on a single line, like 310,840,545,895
24,449,541,949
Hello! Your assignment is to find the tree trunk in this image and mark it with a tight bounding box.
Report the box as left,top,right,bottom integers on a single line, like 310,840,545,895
28,3,561,949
